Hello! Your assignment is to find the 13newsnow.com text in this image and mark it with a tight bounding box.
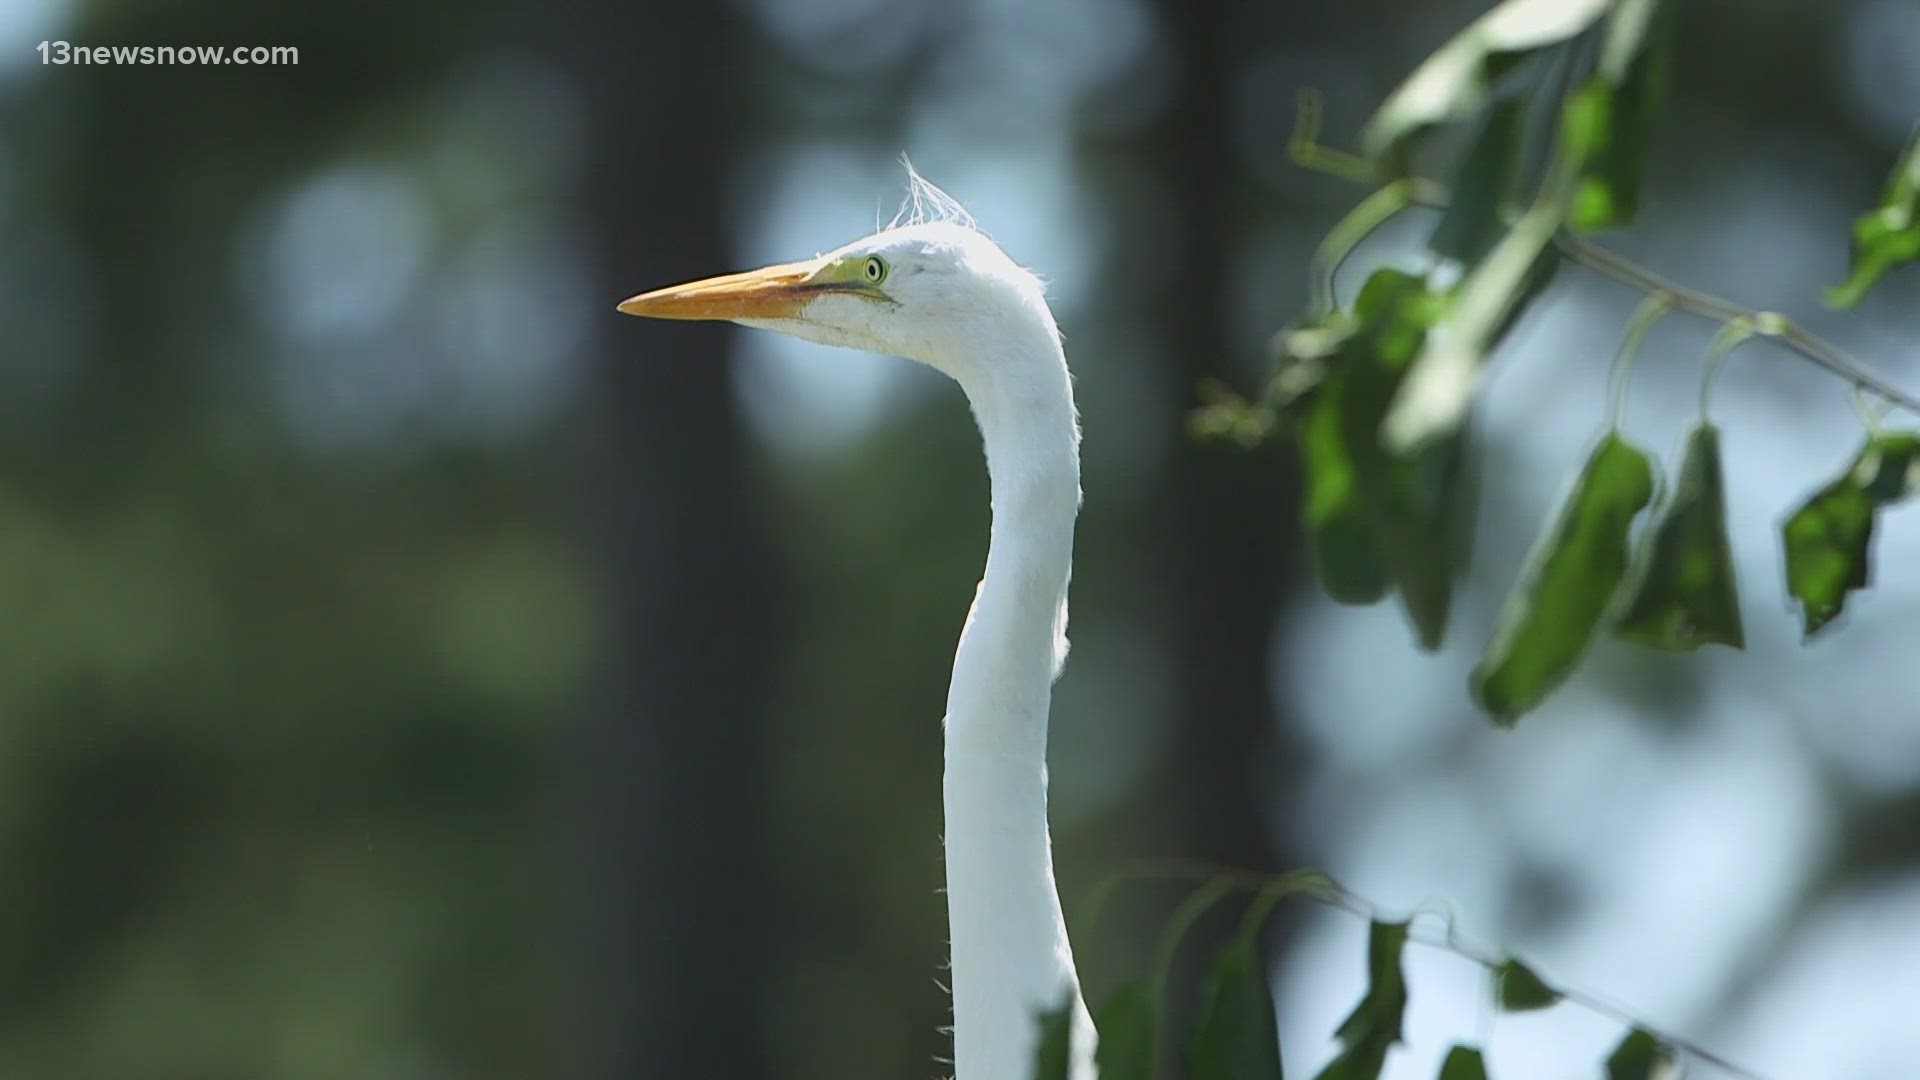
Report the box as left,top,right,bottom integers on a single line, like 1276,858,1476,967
38,42,300,65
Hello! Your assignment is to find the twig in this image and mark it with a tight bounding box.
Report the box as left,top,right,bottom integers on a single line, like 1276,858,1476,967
1555,233,1920,415
1286,98,1920,418
1699,318,1758,421
1311,180,1414,316
1065,859,1773,1080
1418,179,1920,416
1608,292,1673,429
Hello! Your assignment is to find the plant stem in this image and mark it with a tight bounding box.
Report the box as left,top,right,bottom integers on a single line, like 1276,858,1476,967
1067,859,1772,1080
1375,175,1920,416
1284,83,1920,418
1608,292,1672,429
1699,317,1757,420
1310,180,1412,315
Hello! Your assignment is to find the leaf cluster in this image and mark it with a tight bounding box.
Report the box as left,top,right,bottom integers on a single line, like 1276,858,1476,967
1031,894,1688,1080
1209,0,1920,722
1030,929,1286,1080
1826,131,1920,309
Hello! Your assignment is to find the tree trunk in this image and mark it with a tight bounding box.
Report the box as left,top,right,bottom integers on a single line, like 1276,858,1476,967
1151,0,1309,1032
562,4,779,1078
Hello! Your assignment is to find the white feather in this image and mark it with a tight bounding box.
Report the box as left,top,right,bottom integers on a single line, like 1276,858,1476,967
753,167,1097,1079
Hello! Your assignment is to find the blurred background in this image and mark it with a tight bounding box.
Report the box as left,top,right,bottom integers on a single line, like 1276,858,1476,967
0,0,1917,1077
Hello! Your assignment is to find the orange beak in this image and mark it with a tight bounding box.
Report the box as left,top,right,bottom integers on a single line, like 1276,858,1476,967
616,257,828,321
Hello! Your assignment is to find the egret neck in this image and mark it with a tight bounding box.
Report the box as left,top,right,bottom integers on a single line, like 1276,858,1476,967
942,318,1096,1080
613,184,1098,1080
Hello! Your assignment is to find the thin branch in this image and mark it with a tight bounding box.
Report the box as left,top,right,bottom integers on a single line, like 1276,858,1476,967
1378,174,1920,416
1699,317,1758,421
1608,292,1673,429
1065,860,1773,1080
1281,91,1920,418
1290,88,1380,187
1558,233,1920,413
1311,180,1413,315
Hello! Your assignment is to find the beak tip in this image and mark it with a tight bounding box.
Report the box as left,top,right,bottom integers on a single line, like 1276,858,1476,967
616,257,820,323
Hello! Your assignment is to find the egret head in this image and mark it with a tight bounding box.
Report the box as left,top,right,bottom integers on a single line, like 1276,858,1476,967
616,173,1057,385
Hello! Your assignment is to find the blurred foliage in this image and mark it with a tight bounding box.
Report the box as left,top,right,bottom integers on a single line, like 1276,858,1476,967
1284,266,1461,639
1091,983,1156,1080
1473,433,1656,722
1565,0,1673,233
1613,422,1745,651
1490,958,1561,1013
0,458,585,1078
1043,880,1716,1079
1437,1046,1488,1080
1359,0,1612,171
1222,0,1920,724
0,0,576,1074
1184,936,1285,1080
1031,997,1080,1080
1826,130,1920,309
1606,1029,1678,1080
1782,431,1920,637
8,0,1920,1075
1312,919,1408,1080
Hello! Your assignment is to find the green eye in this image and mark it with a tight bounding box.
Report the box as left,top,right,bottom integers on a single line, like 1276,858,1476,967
863,256,887,284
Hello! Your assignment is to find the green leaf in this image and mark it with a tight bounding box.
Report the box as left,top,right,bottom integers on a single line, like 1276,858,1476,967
1827,131,1920,308
1431,100,1526,265
1093,983,1157,1080
1270,316,1353,426
1438,1045,1490,1080
1315,1042,1390,1080
1784,482,1874,636
1566,3,1673,233
1492,958,1562,1012
1383,204,1560,454
1597,0,1666,84
1510,44,1581,204
1564,83,1619,232
1186,939,1285,1080
1351,266,1446,358
1560,79,1613,170
1472,433,1656,724
1339,269,1471,649
1613,423,1744,651
1362,0,1612,167
1782,431,1920,636
1190,381,1278,446
1301,378,1393,604
1475,0,1613,49
1315,920,1409,1080
1030,997,1077,1080
1383,421,1476,650
1287,313,1392,605
1339,919,1411,1043
1605,1029,1678,1080
1290,269,1477,642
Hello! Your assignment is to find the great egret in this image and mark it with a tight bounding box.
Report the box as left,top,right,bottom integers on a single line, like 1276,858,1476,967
618,171,1097,1080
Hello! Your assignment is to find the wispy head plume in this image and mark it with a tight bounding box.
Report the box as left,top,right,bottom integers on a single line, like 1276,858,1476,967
888,156,978,232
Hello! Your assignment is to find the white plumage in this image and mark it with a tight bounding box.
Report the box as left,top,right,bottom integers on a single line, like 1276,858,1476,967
620,169,1096,1080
